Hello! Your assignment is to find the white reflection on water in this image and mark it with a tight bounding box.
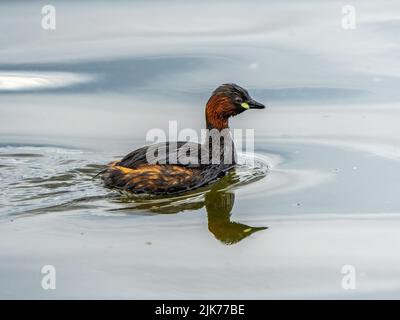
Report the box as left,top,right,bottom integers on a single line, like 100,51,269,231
0,72,93,91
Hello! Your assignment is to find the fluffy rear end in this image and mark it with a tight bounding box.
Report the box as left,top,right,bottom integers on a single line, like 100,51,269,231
100,163,205,195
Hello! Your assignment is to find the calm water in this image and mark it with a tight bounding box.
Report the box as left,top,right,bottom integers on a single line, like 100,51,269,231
1,0,400,298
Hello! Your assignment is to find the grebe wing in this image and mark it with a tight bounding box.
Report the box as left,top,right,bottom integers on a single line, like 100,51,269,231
116,141,203,169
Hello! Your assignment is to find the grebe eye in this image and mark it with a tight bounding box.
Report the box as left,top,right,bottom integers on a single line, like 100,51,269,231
234,96,243,103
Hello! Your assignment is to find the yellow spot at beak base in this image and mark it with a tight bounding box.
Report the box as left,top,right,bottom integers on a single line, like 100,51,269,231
241,102,250,109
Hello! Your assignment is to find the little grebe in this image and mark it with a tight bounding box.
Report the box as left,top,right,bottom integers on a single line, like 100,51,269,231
100,83,265,194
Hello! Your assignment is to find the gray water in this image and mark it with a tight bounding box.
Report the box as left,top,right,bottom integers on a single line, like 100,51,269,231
1,0,400,299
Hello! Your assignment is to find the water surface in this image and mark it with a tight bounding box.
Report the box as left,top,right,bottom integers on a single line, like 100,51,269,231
1,0,400,299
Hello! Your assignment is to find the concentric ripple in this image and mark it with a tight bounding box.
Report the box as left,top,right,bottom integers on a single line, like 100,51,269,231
0,145,109,216
0,145,270,217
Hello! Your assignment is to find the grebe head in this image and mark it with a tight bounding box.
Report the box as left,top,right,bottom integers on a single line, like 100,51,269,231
205,83,266,130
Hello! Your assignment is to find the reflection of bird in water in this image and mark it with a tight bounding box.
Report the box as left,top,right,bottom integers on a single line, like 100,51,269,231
205,190,267,245
109,170,267,244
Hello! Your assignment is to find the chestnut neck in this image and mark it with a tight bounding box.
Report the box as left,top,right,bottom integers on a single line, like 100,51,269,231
204,95,237,166
205,95,231,131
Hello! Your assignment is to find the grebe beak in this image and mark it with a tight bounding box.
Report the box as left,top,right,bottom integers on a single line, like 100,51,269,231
241,99,265,110
248,99,266,109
